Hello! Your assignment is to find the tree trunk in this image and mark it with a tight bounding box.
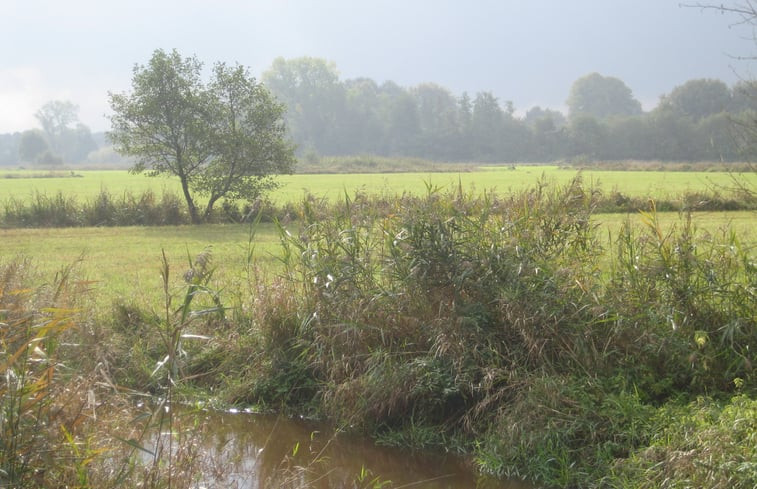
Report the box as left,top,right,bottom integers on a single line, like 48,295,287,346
179,176,200,223
203,195,219,222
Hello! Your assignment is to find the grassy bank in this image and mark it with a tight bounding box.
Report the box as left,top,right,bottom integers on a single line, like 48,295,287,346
1,177,755,487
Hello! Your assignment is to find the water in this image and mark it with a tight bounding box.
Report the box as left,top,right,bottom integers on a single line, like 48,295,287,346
158,408,533,489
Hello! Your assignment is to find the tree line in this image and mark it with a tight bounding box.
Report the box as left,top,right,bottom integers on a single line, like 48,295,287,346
1,57,755,167
263,57,756,163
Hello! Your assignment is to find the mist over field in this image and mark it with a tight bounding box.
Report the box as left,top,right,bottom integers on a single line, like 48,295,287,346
1,0,751,133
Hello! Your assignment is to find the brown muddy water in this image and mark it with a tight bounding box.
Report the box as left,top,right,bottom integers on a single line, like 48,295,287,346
151,408,535,489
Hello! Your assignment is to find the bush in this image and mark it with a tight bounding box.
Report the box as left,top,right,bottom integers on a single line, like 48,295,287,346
248,179,605,427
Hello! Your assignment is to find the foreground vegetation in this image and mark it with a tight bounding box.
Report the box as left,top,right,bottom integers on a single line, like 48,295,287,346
1,176,754,488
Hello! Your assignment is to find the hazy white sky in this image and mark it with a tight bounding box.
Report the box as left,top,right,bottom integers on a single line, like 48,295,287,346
1,0,753,133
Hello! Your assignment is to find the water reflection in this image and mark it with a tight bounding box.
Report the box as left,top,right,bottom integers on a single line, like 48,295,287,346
167,409,532,489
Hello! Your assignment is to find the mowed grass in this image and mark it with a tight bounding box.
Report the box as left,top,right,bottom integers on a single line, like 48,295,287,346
0,170,183,201
0,223,283,305
2,166,755,204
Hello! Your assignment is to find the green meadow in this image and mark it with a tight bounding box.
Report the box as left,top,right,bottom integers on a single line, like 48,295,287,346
1,167,754,304
0,224,281,301
2,166,755,204
2,211,752,301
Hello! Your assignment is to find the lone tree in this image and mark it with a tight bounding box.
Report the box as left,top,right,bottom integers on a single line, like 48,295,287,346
108,49,296,223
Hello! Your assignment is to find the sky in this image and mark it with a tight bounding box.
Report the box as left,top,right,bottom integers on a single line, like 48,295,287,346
1,0,754,133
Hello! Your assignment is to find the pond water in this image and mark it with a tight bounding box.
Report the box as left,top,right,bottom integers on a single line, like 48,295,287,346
156,408,534,489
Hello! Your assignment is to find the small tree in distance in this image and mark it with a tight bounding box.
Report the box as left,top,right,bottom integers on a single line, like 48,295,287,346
108,49,296,223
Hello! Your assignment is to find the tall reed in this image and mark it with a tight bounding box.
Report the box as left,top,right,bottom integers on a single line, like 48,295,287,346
236,177,754,487
0,259,86,486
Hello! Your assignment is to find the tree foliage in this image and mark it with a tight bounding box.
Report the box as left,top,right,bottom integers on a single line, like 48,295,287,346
258,59,753,164
108,49,295,223
566,72,642,120
262,57,345,154
660,78,732,120
3,55,756,167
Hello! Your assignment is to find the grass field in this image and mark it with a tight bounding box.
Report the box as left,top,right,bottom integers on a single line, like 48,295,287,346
0,166,753,302
0,223,282,302
1,210,753,306
2,167,755,204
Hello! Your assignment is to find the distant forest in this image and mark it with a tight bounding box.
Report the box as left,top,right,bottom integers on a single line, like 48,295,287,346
2,57,756,167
